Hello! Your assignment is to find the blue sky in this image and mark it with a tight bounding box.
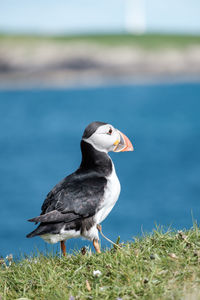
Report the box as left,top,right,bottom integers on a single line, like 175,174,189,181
0,0,200,34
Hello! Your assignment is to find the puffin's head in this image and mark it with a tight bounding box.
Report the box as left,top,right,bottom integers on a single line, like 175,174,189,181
82,121,134,153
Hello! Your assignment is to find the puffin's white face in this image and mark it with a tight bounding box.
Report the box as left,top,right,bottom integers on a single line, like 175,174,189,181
83,124,133,153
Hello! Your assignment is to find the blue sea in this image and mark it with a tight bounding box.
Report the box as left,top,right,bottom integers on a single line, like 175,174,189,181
0,82,200,258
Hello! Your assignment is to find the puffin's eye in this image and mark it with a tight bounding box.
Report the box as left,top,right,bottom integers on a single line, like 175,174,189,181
107,128,113,135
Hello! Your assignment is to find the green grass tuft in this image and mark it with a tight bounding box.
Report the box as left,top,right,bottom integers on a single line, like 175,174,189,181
1,226,200,299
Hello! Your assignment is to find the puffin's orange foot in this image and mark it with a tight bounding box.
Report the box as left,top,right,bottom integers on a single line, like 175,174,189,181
60,241,66,256
93,238,101,253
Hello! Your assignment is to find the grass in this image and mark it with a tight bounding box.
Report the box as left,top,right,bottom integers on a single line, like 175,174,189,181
1,226,200,300
0,33,200,49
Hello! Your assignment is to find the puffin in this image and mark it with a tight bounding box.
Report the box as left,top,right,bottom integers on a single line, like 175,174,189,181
27,121,133,255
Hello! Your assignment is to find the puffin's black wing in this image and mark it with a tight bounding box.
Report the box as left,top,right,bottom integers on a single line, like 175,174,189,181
28,170,107,224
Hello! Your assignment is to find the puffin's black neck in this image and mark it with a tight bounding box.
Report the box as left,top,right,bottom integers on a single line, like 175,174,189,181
79,140,112,177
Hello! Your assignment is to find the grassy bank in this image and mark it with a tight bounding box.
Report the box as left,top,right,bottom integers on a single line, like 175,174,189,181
0,33,200,49
1,226,200,299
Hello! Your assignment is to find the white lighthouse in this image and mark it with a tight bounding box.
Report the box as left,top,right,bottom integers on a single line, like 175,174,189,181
125,0,146,34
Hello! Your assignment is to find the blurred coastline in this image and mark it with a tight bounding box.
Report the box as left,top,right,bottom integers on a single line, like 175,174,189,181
0,34,200,89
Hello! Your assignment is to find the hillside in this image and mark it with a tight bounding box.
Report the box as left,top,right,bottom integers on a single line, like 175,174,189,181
1,226,200,299
0,34,200,88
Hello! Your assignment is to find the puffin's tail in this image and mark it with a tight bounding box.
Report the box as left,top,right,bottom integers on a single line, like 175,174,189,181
26,226,43,238
26,223,50,238
26,222,64,238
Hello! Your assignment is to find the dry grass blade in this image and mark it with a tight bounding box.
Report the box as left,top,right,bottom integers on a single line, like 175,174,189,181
86,280,91,292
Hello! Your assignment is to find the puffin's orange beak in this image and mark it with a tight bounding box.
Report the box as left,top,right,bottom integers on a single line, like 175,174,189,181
113,130,134,152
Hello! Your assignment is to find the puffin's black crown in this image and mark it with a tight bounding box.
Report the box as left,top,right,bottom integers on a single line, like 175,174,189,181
82,121,107,139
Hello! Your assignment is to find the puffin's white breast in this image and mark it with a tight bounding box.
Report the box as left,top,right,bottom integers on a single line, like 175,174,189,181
95,161,121,224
